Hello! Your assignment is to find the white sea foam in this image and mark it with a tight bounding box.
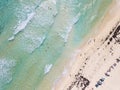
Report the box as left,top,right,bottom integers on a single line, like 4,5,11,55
8,36,15,41
82,0,96,13
59,12,81,43
32,0,57,28
44,64,53,74
69,49,81,67
50,0,56,4
52,68,69,90
59,27,72,43
90,15,97,22
0,58,16,88
23,34,46,53
8,12,35,41
13,12,35,35
62,68,68,76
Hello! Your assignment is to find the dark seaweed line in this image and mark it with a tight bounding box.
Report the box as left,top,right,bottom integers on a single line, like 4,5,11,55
103,21,120,45
67,21,120,90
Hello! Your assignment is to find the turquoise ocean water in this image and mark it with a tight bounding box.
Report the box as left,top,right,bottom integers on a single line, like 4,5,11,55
0,0,112,90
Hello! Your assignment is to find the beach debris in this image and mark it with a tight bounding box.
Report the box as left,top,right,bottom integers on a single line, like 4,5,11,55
95,57,120,88
105,57,120,77
67,75,90,90
66,22,120,90
95,78,105,88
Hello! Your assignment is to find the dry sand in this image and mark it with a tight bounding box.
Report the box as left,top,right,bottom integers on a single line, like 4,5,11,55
52,0,120,90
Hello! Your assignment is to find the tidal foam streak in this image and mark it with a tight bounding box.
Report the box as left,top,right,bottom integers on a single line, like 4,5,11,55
0,58,16,89
23,35,46,53
14,12,35,35
44,64,53,74
59,12,81,43
8,12,35,41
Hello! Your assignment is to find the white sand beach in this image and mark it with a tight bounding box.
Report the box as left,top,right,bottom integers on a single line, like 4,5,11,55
52,0,120,90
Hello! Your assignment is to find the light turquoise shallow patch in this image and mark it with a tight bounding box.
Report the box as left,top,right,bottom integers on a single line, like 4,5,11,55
0,0,112,90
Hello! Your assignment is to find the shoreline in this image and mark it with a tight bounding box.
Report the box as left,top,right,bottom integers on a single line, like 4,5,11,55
52,0,120,90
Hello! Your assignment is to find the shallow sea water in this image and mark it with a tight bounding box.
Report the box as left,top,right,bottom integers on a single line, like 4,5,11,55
0,0,112,90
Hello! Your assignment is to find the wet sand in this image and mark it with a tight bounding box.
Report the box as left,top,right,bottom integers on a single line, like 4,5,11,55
52,0,120,90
